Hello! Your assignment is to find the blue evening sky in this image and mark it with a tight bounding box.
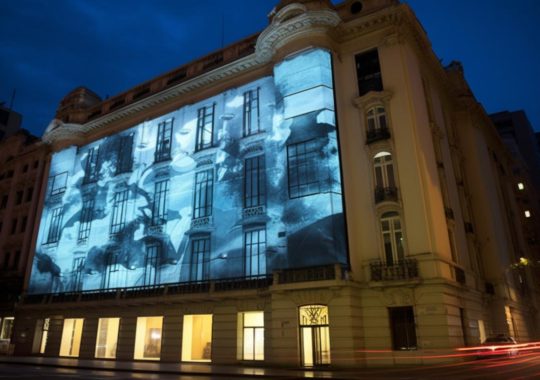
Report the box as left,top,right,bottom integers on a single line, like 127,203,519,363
0,0,538,135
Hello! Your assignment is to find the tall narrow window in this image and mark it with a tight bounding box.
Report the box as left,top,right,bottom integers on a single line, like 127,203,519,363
243,88,261,136
110,189,129,236
103,250,120,289
152,179,169,226
154,119,173,162
195,105,215,151
373,151,397,202
182,314,213,362
244,228,266,277
134,316,163,360
190,236,210,281
95,317,120,359
0,317,14,340
355,49,383,96
244,156,266,208
380,212,404,266
193,169,213,219
83,147,99,184
26,187,33,202
39,318,50,354
144,242,161,286
59,318,84,357
116,133,134,174
50,172,68,195
239,311,264,361
71,257,85,292
78,198,94,242
366,106,390,143
287,140,320,199
47,207,64,243
389,306,417,350
299,305,331,366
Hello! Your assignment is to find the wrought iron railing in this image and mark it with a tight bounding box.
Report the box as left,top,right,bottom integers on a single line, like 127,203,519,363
374,186,398,203
369,259,419,281
366,126,390,144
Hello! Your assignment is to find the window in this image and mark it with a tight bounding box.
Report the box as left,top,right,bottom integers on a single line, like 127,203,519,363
25,187,33,202
103,250,120,289
195,105,215,151
46,207,63,243
3,252,10,270
95,318,120,359
20,216,27,233
155,119,173,162
110,189,129,236
10,218,17,234
299,305,331,366
182,314,213,362
238,311,264,361
83,147,99,184
389,306,417,350
0,195,7,209
116,133,134,174
373,151,396,202
0,317,14,340
152,179,169,226
71,257,85,292
15,190,23,205
287,140,320,199
33,160,39,169
134,316,163,360
366,106,389,142
50,172,68,195
193,169,213,219
244,228,266,276
23,164,28,173
59,318,84,357
244,156,266,208
380,212,404,265
78,198,95,242
355,49,383,96
13,250,20,269
190,236,210,281
243,88,261,136
144,242,161,286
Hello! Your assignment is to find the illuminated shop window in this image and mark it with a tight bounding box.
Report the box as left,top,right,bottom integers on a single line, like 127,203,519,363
154,119,173,162
95,317,120,359
116,133,134,174
0,317,14,340
71,257,85,292
243,88,261,136
244,228,266,276
59,318,84,357
244,156,266,208
389,306,417,350
195,105,215,152
78,198,94,242
144,242,161,286
38,318,50,354
367,106,387,134
287,140,320,199
49,171,68,196
190,236,210,281
110,189,129,236
299,305,331,366
381,211,405,266
238,311,264,361
193,169,213,219
83,147,99,184
151,179,169,226
102,250,120,289
134,316,163,360
46,207,64,243
517,182,525,190
182,314,213,362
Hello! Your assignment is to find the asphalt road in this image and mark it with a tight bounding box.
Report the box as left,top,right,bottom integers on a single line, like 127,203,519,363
0,353,539,380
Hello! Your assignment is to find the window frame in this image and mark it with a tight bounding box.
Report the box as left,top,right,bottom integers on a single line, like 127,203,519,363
192,169,214,219
243,88,261,137
380,211,405,266
195,105,215,152
110,189,129,236
243,227,267,277
244,155,266,208
286,139,321,199
189,235,211,282
154,119,174,163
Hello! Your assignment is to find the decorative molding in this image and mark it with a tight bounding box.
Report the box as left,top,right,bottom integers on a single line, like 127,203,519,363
287,289,335,305
352,90,393,111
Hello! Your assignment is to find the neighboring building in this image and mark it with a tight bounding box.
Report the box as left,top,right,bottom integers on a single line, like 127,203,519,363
0,130,48,354
0,105,22,141
10,0,540,367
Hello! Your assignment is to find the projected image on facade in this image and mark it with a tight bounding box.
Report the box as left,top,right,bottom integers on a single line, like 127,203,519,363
28,48,347,294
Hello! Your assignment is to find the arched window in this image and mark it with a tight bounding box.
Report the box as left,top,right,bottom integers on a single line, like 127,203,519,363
380,211,405,265
373,151,397,203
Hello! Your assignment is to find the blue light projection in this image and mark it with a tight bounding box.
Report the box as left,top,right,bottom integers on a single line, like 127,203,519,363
28,48,347,294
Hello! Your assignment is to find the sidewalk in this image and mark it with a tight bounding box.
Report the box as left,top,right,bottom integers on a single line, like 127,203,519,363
0,355,350,379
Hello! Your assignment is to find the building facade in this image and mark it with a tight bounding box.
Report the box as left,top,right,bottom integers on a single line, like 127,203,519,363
10,0,540,367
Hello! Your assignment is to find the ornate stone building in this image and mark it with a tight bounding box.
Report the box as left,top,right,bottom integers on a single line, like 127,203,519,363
10,0,539,367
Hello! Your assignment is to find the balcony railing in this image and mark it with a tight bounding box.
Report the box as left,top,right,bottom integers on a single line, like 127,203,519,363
369,259,419,281
366,126,391,144
374,186,398,203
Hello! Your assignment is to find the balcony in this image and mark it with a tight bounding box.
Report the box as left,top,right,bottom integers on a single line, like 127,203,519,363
366,126,390,144
374,186,398,203
369,259,419,282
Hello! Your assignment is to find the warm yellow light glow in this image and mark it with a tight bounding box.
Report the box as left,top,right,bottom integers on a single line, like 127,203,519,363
517,182,524,190
299,305,331,366
239,311,264,361
95,318,120,359
59,318,84,357
0,317,14,340
182,314,212,362
134,316,163,360
525,210,531,218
